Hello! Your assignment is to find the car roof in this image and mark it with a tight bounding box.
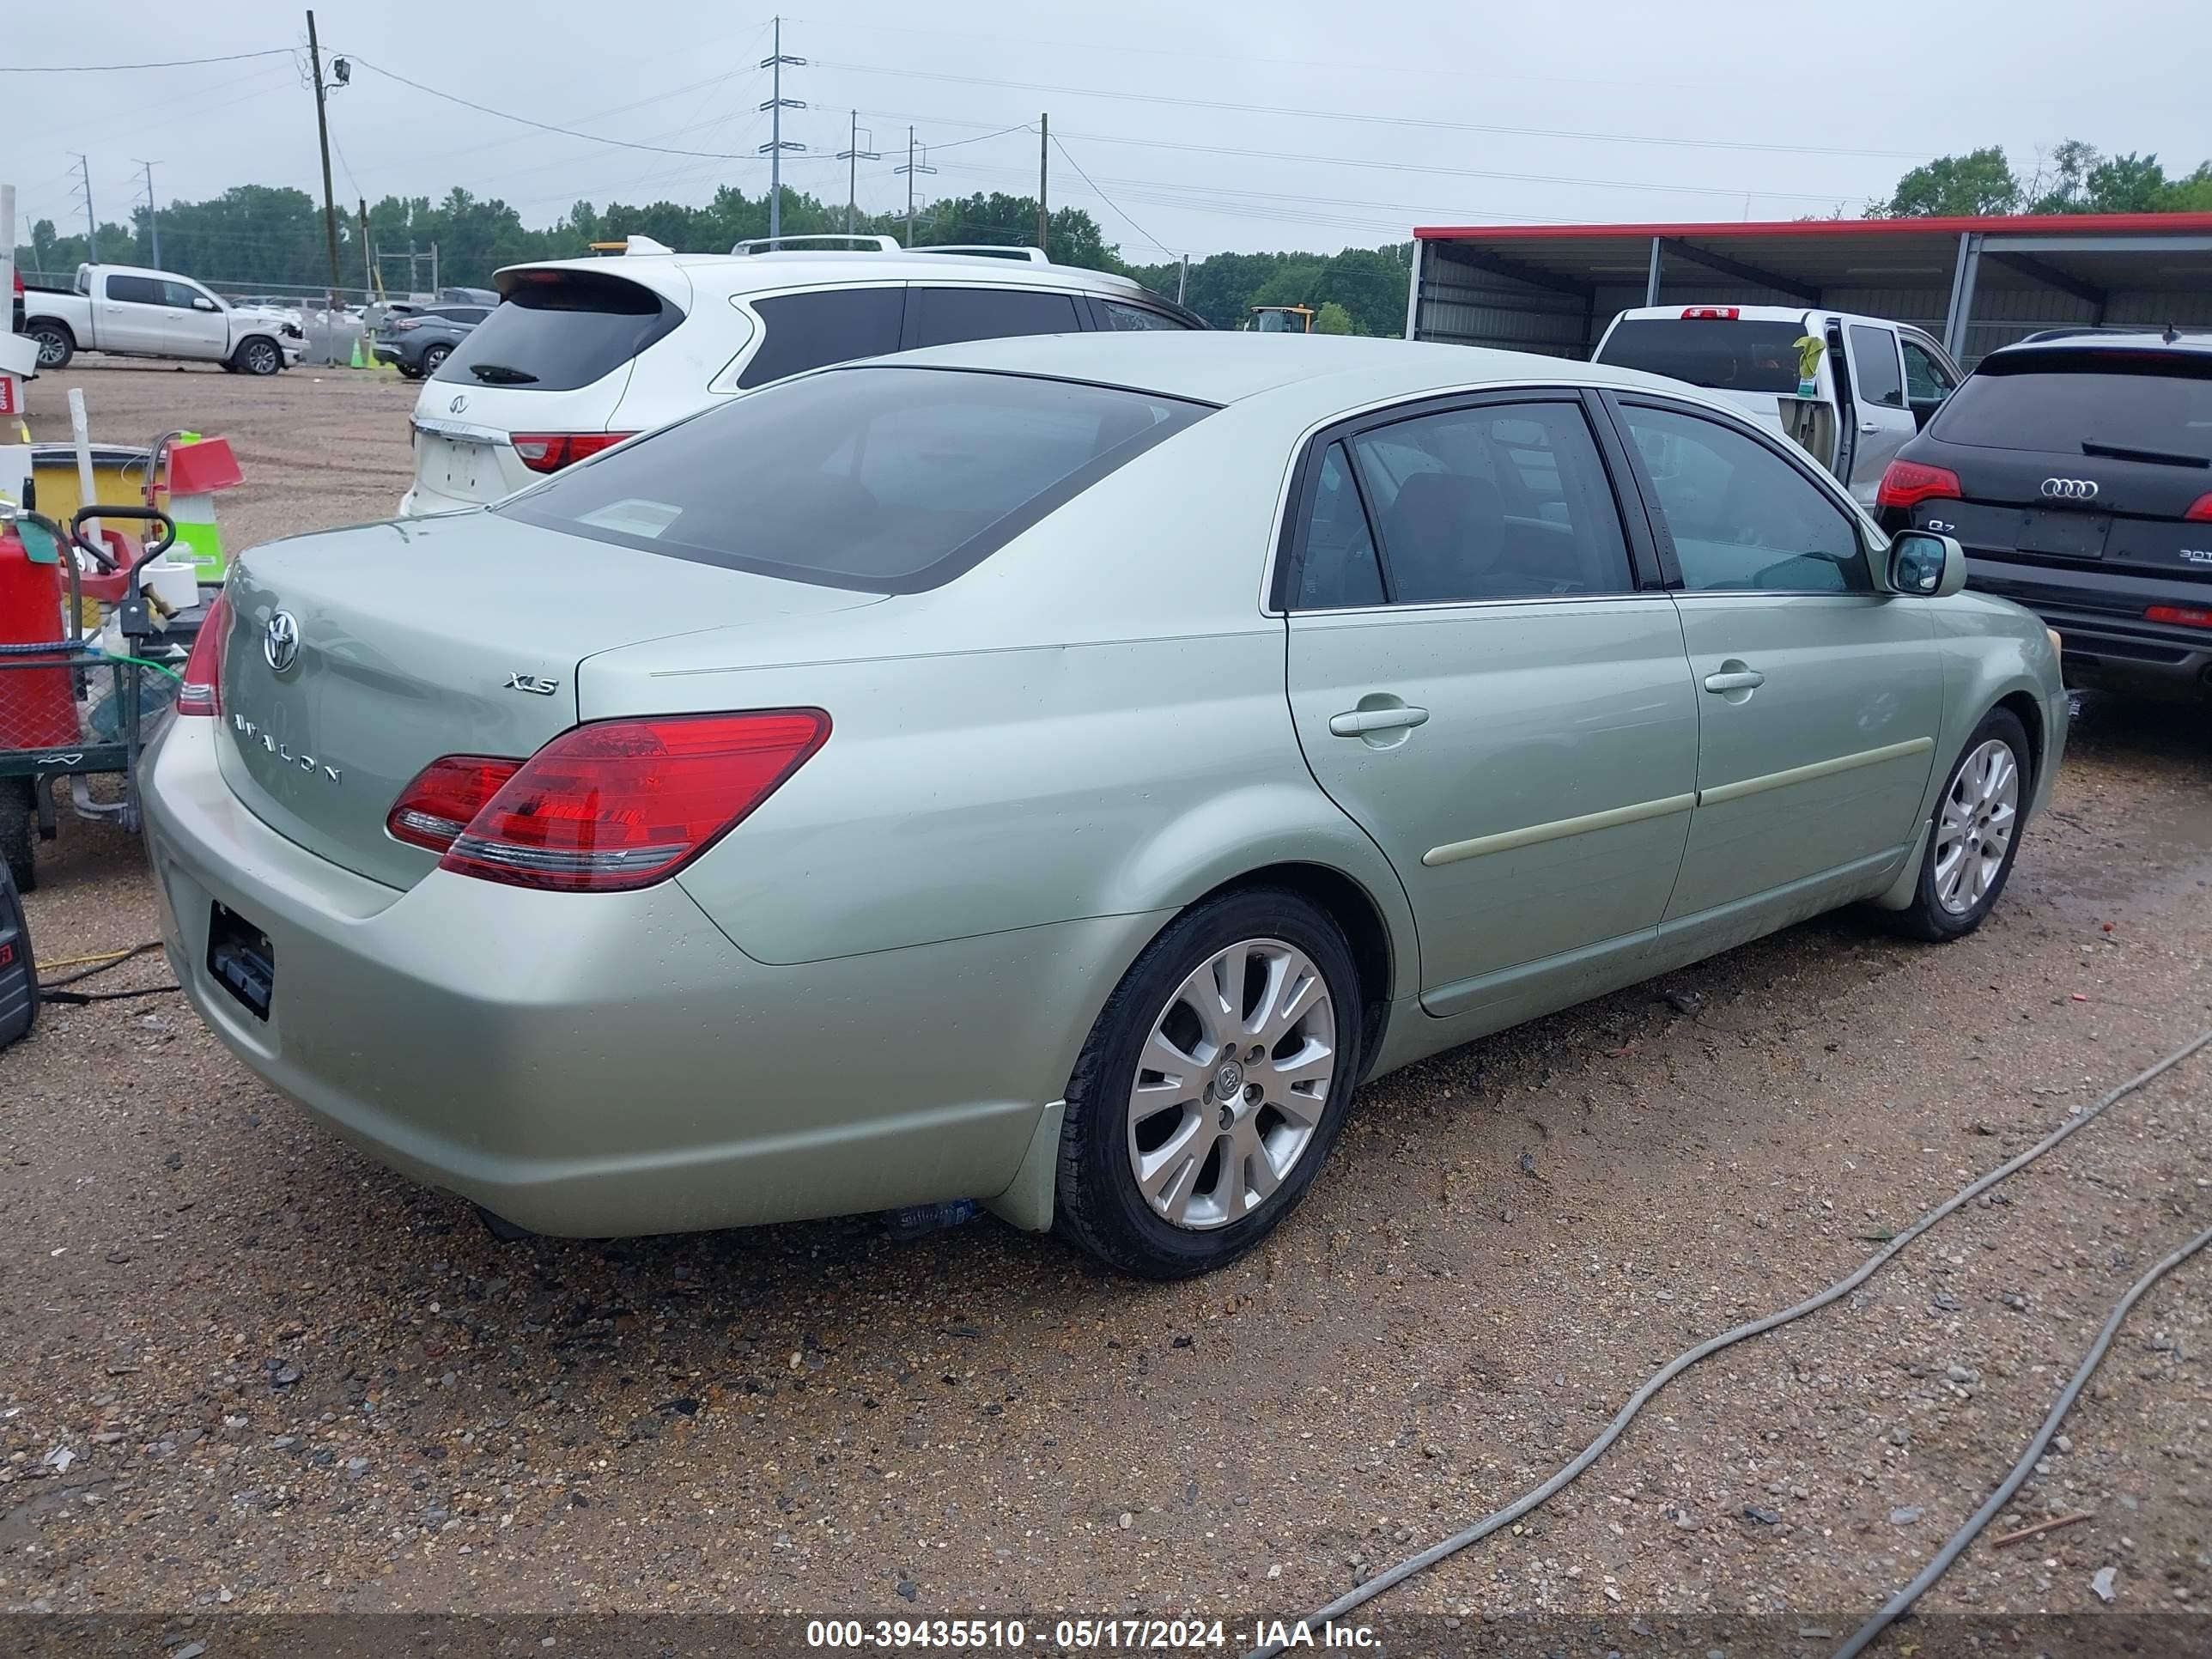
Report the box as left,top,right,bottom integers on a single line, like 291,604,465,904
1992,327,2212,359
493,248,1172,308
852,331,1723,414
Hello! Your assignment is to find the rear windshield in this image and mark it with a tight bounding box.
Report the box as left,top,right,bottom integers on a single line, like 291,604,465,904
434,269,681,392
498,366,1210,592
1930,350,2212,459
1596,319,1808,394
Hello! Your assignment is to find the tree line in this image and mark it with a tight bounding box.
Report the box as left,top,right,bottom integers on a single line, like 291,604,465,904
14,138,2204,338
12,180,1415,337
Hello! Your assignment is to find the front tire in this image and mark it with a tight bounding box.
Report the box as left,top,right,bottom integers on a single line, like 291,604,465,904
1883,708,2030,941
27,320,74,372
1054,889,1364,1278
232,337,282,376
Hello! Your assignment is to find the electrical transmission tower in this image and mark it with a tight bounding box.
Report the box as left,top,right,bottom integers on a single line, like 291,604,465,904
758,16,806,246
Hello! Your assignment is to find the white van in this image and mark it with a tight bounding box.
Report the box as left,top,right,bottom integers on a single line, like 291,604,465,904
1591,304,1963,508
399,237,1204,517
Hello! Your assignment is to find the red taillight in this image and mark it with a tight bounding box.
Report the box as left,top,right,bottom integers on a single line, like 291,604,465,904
1681,306,1739,320
508,432,636,474
433,709,830,892
1876,459,1963,511
389,318,422,331
2184,493,2212,523
386,754,524,853
2146,604,2212,629
176,589,232,717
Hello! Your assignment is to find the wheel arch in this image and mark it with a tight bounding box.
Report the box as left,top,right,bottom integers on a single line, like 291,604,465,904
1994,688,2045,796
27,313,76,345
1182,860,1399,1074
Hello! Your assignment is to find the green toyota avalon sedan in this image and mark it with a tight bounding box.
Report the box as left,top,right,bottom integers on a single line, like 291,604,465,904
142,333,2064,1278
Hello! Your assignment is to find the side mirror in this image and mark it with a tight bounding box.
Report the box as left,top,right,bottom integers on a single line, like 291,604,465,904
192,296,218,313
1889,530,1966,598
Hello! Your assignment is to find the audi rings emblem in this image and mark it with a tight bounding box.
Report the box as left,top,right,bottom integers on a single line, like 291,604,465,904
2041,477,2100,501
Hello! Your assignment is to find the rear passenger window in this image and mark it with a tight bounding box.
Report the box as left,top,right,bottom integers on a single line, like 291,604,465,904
1619,404,1869,593
1850,325,1906,407
1100,300,1188,331
911,287,1084,348
737,287,907,389
105,275,164,305
1291,443,1386,609
1348,402,1633,605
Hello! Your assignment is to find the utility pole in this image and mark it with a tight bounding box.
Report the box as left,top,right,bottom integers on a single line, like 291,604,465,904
1177,253,1189,305
358,198,374,301
1036,114,1048,256
757,16,806,246
895,128,935,247
430,242,439,298
306,10,344,332
70,154,95,261
836,111,878,236
136,161,161,265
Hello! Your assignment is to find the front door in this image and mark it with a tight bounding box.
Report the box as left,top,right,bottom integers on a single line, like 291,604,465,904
1604,395,1945,920
1281,393,1701,1009
161,279,230,361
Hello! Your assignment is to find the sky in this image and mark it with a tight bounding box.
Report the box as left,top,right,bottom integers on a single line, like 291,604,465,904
5,0,2209,271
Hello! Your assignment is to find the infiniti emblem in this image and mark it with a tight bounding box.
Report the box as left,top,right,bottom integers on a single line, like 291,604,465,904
448,393,468,414
2040,477,2099,501
264,611,301,673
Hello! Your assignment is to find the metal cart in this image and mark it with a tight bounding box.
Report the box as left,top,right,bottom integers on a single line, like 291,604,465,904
0,504,194,892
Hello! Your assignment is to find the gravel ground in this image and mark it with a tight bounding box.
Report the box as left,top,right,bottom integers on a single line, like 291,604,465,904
4,365,2210,1653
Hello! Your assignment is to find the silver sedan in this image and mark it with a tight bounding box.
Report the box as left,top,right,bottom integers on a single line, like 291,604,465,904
142,333,2065,1277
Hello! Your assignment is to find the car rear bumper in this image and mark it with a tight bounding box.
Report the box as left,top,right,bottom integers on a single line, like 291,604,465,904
1965,556,2212,701
139,716,1116,1237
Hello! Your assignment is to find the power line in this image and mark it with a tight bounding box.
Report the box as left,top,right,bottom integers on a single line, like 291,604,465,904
814,58,1929,160
1048,133,1172,255
0,47,296,71
343,57,754,159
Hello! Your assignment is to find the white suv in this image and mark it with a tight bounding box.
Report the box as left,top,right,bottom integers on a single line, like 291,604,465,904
398,237,1204,517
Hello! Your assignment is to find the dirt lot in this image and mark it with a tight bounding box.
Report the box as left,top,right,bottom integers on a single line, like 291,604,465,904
4,365,2210,1651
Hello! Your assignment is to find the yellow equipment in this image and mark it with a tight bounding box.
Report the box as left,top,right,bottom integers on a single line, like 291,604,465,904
1249,305,1316,334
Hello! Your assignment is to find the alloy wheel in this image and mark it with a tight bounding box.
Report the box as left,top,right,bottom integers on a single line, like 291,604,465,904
1933,737,2019,914
1125,937,1337,1231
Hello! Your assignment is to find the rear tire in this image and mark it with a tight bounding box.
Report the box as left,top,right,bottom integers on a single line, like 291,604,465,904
1881,708,2030,942
1054,888,1364,1278
0,780,38,896
27,320,74,373
419,343,451,375
232,336,282,376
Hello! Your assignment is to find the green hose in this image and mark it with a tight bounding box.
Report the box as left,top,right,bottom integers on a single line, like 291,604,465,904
101,653,185,684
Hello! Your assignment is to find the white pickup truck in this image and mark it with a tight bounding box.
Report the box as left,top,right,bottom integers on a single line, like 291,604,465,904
1592,304,1964,508
22,264,306,376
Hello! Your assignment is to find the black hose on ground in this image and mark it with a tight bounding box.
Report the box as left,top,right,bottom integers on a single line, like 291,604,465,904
1248,1025,2212,1658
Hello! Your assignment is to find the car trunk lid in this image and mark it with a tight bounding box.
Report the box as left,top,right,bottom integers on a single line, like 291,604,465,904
216,513,883,890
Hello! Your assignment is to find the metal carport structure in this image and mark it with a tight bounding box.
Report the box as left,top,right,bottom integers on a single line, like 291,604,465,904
1405,213,2212,366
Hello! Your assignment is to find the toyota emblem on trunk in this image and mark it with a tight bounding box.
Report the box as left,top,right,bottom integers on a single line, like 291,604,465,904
2040,477,2099,501
264,611,301,673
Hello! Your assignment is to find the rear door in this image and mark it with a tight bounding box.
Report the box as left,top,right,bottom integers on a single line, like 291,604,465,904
99,272,168,353
1604,394,1943,919
1281,390,1701,1013
1842,322,1917,507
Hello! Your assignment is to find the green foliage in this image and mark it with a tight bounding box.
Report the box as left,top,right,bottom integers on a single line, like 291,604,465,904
1125,243,1410,335
1868,146,2023,217
1871,142,2212,219
1312,302,1355,335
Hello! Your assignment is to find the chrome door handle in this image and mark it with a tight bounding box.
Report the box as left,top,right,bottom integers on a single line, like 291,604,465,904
1702,668,1765,693
1329,704,1430,737
1859,420,1879,433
